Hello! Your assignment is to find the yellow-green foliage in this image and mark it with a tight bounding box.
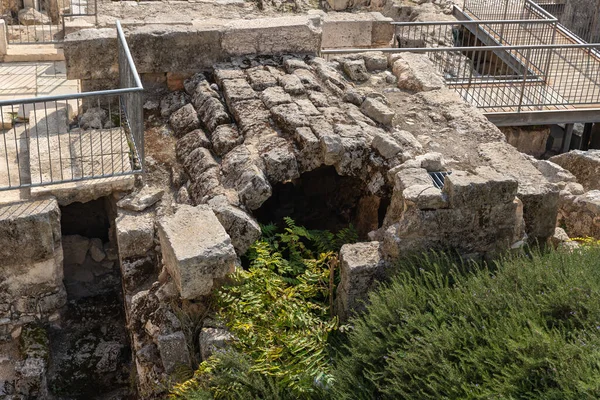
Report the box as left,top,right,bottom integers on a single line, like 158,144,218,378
170,219,357,399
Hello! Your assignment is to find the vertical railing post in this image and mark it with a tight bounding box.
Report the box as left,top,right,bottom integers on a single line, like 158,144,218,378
542,21,558,83
517,47,532,113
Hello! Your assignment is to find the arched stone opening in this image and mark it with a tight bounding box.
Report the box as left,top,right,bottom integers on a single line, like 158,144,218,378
254,166,390,239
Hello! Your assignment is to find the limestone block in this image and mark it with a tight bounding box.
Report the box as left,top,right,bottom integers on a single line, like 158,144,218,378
211,125,243,156
62,235,90,265
558,190,600,239
157,205,237,299
221,16,322,57
279,74,305,95
479,142,560,241
549,150,600,191
260,138,300,184
199,327,234,361
197,97,231,133
117,185,165,212
294,127,323,172
18,8,50,26
360,98,394,125
222,78,257,106
321,13,373,48
270,103,310,133
360,52,388,71
160,91,189,119
528,158,577,184
444,168,518,209
392,53,444,92
181,148,219,182
208,196,261,256
115,211,155,260
128,25,223,75
169,104,200,138
64,28,118,80
341,59,369,82
0,198,61,268
293,69,322,91
320,134,344,166
284,58,310,73
335,242,388,321
261,86,292,108
247,68,278,91
176,129,212,161
229,99,271,134
121,256,155,293
403,185,447,210
156,331,191,374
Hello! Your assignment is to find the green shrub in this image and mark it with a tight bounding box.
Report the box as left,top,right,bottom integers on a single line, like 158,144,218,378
170,219,357,399
331,246,600,399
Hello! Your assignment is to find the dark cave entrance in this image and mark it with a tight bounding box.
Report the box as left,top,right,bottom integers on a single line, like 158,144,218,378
51,197,133,399
254,166,390,239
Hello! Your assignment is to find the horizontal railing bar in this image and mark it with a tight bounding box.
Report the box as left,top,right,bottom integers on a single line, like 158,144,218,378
391,18,558,25
321,43,600,54
0,87,143,107
448,77,546,85
524,0,557,20
0,169,142,192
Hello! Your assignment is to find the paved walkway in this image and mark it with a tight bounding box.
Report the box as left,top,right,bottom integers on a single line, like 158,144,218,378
0,61,80,204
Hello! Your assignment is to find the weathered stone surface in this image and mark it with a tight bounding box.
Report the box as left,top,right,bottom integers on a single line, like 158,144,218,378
271,103,310,132
229,99,270,134
117,185,165,212
156,331,191,374
551,227,571,248
502,126,551,158
360,98,394,125
557,190,600,239
18,8,50,25
160,91,189,119
335,242,388,321
89,238,106,263
341,59,369,82
181,147,219,183
197,97,231,132
221,146,272,210
247,68,278,91
278,74,305,95
479,142,559,242
208,196,261,255
115,211,155,260
214,66,246,86
293,69,322,91
221,16,322,57
380,167,523,260
80,107,107,130
157,205,237,299
62,235,90,265
222,78,257,105
261,86,292,108
549,150,600,191
176,129,212,161
211,125,243,156
294,127,323,172
259,137,300,183
391,53,444,92
307,91,330,108
361,52,388,71
121,256,155,292
284,58,310,73
199,327,234,361
170,104,200,138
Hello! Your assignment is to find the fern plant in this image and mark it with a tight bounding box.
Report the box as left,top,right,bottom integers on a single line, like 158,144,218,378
170,219,358,399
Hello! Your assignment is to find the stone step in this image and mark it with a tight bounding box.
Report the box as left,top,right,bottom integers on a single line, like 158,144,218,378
3,45,64,63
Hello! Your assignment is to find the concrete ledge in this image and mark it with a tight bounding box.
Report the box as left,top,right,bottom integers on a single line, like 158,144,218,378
65,13,394,80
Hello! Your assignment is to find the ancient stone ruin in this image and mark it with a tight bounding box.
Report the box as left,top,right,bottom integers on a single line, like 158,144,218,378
1,0,600,397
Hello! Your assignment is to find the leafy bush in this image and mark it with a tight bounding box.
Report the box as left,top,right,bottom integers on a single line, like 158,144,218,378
331,246,600,399
170,218,357,399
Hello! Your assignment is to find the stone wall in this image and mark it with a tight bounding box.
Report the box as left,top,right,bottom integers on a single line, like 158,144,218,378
0,198,66,340
63,13,394,85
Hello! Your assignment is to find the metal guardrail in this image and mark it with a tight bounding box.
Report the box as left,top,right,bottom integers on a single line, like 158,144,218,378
1,0,97,44
0,21,143,191
322,42,600,113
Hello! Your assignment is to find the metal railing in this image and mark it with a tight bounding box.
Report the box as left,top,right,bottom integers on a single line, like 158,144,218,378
322,42,600,113
1,0,97,44
464,0,600,43
0,21,143,192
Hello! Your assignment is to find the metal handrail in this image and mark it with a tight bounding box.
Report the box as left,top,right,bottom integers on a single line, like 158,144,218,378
0,20,144,191
391,18,558,25
321,43,600,54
